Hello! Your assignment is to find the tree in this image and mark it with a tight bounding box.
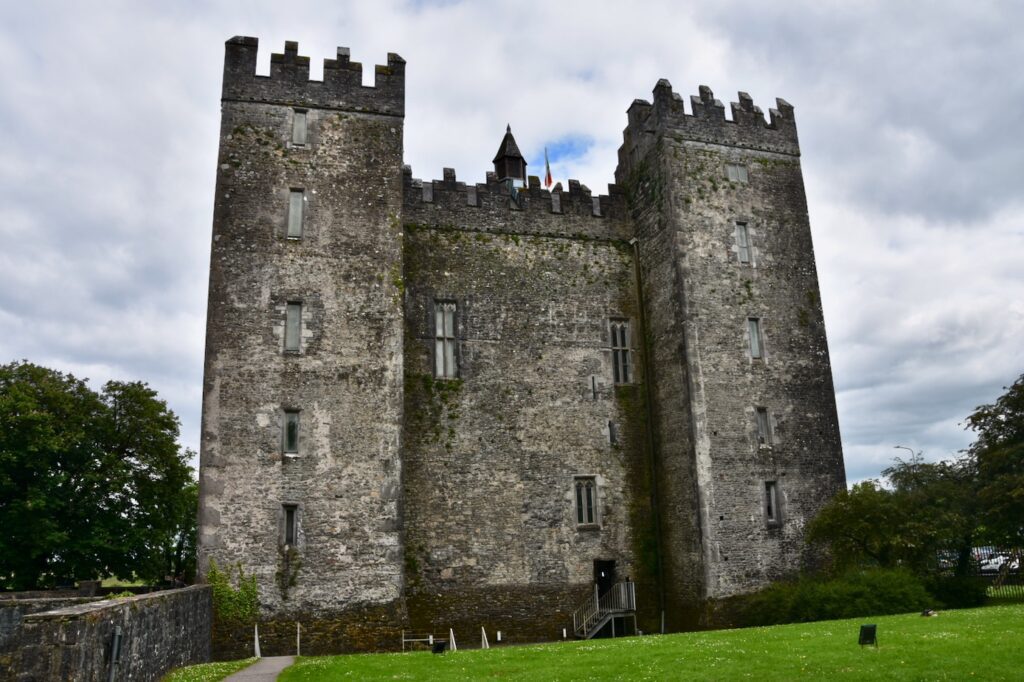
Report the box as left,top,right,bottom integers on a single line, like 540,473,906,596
881,455,978,575
0,361,195,589
807,457,978,575
805,480,904,570
808,371,1024,577
966,373,1024,547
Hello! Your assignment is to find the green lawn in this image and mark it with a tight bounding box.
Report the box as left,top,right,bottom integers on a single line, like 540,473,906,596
987,584,1024,599
100,576,147,587
162,658,256,682
279,604,1024,681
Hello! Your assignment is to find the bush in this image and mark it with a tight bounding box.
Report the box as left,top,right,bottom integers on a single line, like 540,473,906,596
207,559,259,624
923,575,989,609
741,568,933,626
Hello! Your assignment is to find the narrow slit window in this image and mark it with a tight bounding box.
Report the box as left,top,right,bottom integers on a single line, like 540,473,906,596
292,110,307,145
735,222,751,263
285,302,302,352
608,421,618,446
283,505,297,545
434,301,457,378
755,407,772,446
575,477,597,525
288,190,304,238
765,481,779,524
748,318,763,359
610,320,631,384
283,410,300,454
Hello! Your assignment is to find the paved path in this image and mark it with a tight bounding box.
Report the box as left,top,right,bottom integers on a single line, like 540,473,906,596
222,656,295,681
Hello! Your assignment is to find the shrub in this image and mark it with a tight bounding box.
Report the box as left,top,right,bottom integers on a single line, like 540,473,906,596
207,559,259,624
923,575,989,609
741,568,933,626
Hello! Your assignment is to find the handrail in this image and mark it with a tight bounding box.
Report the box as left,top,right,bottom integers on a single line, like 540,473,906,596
571,581,635,638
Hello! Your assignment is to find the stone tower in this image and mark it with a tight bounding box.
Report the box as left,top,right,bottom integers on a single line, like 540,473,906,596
615,82,846,628
198,37,845,655
198,37,407,636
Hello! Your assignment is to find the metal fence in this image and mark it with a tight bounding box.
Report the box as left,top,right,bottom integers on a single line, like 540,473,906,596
943,548,1024,599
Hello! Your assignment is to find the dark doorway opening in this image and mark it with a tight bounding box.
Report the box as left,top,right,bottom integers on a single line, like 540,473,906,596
594,559,616,597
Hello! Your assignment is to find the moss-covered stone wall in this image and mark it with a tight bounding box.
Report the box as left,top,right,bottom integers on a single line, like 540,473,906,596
400,223,660,637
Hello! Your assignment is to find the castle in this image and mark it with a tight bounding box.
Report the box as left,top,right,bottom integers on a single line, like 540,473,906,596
197,36,846,652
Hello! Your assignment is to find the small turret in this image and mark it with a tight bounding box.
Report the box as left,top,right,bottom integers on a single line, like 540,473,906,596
492,125,527,184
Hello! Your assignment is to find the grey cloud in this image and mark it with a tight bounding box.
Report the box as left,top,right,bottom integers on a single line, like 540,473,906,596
696,1,1024,222
1,0,1021,483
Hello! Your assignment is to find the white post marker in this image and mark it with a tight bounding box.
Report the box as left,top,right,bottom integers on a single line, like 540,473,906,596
481,627,489,649
450,628,457,651
296,622,301,657
562,628,567,639
254,623,262,658
497,631,502,643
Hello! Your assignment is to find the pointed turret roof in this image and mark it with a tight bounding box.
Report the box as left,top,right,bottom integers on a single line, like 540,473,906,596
492,124,526,165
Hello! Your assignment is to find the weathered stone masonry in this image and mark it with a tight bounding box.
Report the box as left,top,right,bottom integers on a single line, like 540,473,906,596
2,586,211,682
198,37,846,653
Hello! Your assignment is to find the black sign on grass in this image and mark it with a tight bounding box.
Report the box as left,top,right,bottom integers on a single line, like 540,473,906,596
859,624,878,647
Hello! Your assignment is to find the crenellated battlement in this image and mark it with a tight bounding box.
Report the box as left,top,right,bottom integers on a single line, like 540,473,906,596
405,166,626,218
402,166,630,240
617,81,798,180
222,36,404,117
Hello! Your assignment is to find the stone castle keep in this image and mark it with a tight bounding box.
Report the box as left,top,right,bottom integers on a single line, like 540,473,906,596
198,36,846,651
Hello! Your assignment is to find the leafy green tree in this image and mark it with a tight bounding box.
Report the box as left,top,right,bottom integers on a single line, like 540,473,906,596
99,380,194,582
807,457,978,575
882,455,978,575
966,373,1024,547
0,361,195,589
806,481,904,570
809,373,1024,576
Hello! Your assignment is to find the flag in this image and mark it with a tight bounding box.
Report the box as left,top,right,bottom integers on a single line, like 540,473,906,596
544,147,553,189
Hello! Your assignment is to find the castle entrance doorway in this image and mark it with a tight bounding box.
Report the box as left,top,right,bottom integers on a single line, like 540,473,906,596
594,559,616,597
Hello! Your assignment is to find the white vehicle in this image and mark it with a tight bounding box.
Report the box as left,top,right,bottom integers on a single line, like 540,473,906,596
980,554,1020,574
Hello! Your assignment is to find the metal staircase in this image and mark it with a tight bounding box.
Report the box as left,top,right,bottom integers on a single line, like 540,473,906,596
572,581,636,639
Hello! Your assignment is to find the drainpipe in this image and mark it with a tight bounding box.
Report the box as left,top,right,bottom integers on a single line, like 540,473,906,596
630,236,666,632
107,626,123,682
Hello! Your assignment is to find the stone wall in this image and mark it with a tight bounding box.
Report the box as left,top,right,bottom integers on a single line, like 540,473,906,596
618,139,707,630
2,586,210,682
0,596,100,671
211,602,404,660
399,213,660,635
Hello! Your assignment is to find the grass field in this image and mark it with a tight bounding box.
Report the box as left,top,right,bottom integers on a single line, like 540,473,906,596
987,584,1024,600
162,658,256,681
276,603,1024,681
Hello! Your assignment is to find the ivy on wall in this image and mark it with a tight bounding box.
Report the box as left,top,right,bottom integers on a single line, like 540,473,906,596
207,559,259,624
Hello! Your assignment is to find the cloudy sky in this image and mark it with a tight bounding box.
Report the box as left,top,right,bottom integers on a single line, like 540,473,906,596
1,0,1021,484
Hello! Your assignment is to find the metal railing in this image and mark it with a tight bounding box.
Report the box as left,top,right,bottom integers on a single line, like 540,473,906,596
572,581,636,638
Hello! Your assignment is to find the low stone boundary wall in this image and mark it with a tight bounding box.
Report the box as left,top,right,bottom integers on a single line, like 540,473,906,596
1,597,101,659
2,585,211,682
212,602,404,661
